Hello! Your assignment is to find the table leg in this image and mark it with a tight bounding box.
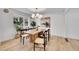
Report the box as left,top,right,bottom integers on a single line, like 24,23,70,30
48,29,50,41
23,37,25,45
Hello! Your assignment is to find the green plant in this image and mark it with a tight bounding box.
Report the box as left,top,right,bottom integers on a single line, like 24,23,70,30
45,22,49,27
42,22,49,27
13,17,23,33
30,21,36,28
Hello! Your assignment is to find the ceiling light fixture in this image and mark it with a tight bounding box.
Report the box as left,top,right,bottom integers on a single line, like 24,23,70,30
28,8,45,19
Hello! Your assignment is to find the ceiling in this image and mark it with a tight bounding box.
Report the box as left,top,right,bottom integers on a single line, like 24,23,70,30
13,8,66,15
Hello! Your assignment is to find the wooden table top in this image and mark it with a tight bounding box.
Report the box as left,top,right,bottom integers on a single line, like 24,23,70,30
21,27,50,35
26,29,43,35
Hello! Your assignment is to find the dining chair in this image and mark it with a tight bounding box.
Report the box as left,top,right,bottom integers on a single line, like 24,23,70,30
33,30,48,51
38,30,49,42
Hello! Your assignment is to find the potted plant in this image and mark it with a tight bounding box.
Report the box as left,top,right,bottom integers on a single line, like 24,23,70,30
30,21,36,28
45,22,49,27
13,17,23,34
42,22,49,27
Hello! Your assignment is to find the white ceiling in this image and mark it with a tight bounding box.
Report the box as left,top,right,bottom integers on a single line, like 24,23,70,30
13,8,66,15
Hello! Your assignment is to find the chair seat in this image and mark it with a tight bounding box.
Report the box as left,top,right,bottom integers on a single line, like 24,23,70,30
35,38,44,44
21,34,29,37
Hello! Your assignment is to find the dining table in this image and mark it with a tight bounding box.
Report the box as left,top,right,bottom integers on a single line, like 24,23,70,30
20,27,50,43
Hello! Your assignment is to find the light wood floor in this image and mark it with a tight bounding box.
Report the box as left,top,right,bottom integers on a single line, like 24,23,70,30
0,36,79,51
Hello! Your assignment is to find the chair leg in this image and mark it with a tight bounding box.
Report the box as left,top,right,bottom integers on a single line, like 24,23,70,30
33,43,35,51
44,44,45,51
20,37,22,43
23,37,25,45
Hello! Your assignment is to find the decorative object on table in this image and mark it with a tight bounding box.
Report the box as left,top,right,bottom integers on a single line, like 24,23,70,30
30,21,36,28
13,17,23,34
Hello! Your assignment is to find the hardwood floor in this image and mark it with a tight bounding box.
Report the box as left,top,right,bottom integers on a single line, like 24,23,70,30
0,36,79,51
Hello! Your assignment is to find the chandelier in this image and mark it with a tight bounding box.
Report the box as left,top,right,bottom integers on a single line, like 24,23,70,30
28,8,46,19
31,13,43,19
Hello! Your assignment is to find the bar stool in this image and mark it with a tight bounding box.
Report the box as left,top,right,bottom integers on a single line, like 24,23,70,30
20,34,29,45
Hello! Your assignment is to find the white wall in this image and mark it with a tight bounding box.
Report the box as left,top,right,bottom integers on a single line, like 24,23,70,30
65,9,79,39
45,14,65,37
46,9,79,40
0,9,28,42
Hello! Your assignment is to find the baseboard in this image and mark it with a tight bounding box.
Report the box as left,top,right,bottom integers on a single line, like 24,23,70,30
51,35,79,40
0,37,16,45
